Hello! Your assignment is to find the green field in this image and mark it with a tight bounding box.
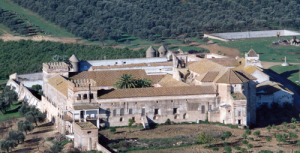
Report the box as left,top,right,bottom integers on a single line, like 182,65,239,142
0,23,16,36
213,36,300,63
0,101,22,122
0,0,75,37
269,65,300,83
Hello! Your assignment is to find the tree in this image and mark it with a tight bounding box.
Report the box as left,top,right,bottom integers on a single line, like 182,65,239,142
31,85,42,92
242,133,247,139
114,74,152,89
222,131,232,140
19,105,46,126
266,137,272,142
128,118,135,132
242,139,248,145
0,86,17,115
18,120,34,135
291,117,297,124
224,146,231,153
276,134,286,145
50,142,63,153
1,140,10,152
197,132,215,146
114,74,136,89
247,144,253,149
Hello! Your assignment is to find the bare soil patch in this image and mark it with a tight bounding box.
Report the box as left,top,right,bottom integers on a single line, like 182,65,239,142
101,123,300,153
0,33,81,44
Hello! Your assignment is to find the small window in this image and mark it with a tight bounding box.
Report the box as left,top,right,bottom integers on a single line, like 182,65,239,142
120,117,123,122
129,108,133,114
201,105,205,114
171,100,173,103
87,131,91,134
90,94,94,99
238,111,241,117
154,109,159,115
173,108,177,114
156,101,159,103
141,108,145,116
83,94,87,100
115,62,118,64
113,109,116,116
183,113,187,119
120,108,124,116
77,94,81,100
132,117,135,121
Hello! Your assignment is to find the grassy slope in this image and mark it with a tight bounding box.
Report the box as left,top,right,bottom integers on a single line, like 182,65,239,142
0,23,16,35
0,101,22,122
213,36,300,63
0,0,75,37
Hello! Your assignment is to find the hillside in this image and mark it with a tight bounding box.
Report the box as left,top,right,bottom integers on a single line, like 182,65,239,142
0,40,145,79
10,0,300,41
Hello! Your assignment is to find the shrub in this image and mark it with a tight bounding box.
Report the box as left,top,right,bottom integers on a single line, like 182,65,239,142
245,129,251,135
272,124,276,129
242,140,248,145
253,130,261,137
278,150,283,153
212,147,219,151
267,125,271,132
283,128,287,132
223,142,228,146
234,146,241,150
276,126,280,131
224,146,231,153
110,127,116,133
247,144,253,149
266,137,272,142
291,125,296,129
197,132,215,144
292,117,297,124
241,148,247,152
248,137,254,141
282,122,288,127
165,119,171,125
242,133,247,139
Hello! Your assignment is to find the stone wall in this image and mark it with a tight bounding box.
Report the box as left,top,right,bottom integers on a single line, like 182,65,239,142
73,123,98,151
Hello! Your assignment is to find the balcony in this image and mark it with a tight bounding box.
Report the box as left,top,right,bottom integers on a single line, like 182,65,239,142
86,115,98,120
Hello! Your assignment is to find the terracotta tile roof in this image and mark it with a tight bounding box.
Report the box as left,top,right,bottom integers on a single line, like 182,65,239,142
243,65,262,74
99,86,216,99
91,62,172,69
217,69,243,84
188,59,224,75
201,71,219,82
232,58,245,71
158,74,189,87
247,49,258,57
257,81,293,94
147,75,166,84
208,58,240,67
234,70,257,80
70,69,165,86
48,75,68,97
74,105,99,110
75,122,98,129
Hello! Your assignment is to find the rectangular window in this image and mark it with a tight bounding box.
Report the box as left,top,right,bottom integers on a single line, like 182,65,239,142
129,109,132,114
201,105,205,114
173,108,177,114
238,111,241,117
141,108,145,116
154,109,159,115
120,108,124,116
90,94,94,99
113,109,116,116
209,105,212,111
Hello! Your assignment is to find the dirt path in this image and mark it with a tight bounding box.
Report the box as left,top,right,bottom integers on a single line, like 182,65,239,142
0,33,81,44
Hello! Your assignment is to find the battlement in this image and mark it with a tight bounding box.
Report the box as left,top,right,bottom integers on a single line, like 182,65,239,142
43,62,69,72
68,79,97,88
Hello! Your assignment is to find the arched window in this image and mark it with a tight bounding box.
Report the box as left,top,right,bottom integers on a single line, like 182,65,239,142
183,113,188,119
120,108,124,116
129,108,133,114
77,94,81,100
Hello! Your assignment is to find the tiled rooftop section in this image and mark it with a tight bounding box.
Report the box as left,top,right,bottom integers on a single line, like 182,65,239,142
70,69,165,87
208,58,240,67
75,122,98,129
47,75,68,97
243,65,262,74
247,49,258,57
74,105,99,110
99,86,216,99
231,92,246,100
201,71,219,82
158,74,189,87
257,81,293,94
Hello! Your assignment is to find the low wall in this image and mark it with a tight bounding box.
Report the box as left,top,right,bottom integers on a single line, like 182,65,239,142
203,34,229,42
96,143,111,153
6,79,41,109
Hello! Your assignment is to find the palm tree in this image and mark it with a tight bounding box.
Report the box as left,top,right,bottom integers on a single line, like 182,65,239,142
114,74,136,89
135,78,152,88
